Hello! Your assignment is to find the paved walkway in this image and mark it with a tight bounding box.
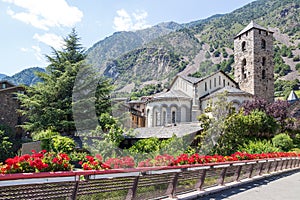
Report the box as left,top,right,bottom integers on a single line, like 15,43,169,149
200,170,300,200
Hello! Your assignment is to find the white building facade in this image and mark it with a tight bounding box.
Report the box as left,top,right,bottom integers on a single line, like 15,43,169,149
129,22,274,128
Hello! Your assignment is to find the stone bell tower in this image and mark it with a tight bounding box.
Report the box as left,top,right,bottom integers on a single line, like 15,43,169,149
234,21,274,102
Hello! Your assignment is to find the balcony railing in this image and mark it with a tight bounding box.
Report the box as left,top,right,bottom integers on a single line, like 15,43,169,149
0,157,299,200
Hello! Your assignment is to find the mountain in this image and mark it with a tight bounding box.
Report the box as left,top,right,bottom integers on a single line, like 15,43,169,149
1,67,45,86
0,74,7,80
86,0,300,94
86,21,184,72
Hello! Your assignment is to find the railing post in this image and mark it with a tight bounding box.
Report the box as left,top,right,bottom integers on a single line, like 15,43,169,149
166,172,179,199
274,159,279,172
195,169,207,191
258,162,264,175
280,159,285,171
293,158,297,168
217,167,227,186
125,176,139,200
266,160,272,174
285,159,289,169
248,164,254,178
290,158,295,168
69,175,80,200
234,165,243,182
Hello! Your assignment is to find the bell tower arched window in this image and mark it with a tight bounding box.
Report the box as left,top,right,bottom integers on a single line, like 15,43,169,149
261,39,266,49
262,69,266,79
262,57,266,66
242,59,247,79
242,41,246,51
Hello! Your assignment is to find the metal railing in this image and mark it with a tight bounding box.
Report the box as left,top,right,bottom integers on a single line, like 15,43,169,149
0,157,299,200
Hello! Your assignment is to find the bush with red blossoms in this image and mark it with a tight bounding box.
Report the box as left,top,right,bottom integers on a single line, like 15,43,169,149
79,154,110,170
0,151,299,174
170,152,300,166
104,156,135,169
0,150,72,174
138,154,175,167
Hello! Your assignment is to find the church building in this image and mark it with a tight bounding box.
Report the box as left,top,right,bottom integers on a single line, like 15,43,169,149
128,21,274,129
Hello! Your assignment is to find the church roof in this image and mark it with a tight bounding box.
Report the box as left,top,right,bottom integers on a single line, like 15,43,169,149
201,86,253,100
152,89,192,100
171,70,238,88
287,90,299,102
178,75,202,84
235,21,273,38
128,122,202,138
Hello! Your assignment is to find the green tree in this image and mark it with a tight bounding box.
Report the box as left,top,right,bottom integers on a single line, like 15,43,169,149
272,133,293,152
18,30,112,134
238,140,280,154
0,129,13,162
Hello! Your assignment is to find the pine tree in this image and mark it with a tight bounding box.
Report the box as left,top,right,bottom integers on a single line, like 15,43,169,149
18,29,112,135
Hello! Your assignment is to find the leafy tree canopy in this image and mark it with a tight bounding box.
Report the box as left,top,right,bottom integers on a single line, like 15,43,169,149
18,29,112,135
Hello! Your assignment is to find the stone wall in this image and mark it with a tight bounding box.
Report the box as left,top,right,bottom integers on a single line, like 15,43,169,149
0,86,25,134
234,27,274,102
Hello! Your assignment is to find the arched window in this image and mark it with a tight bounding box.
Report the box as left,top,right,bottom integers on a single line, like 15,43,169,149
242,41,246,51
261,39,266,49
242,58,247,79
262,57,266,66
155,111,159,126
262,70,266,79
162,111,166,125
172,111,176,124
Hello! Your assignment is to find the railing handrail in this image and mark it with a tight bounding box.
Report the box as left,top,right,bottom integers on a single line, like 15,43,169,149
0,157,298,181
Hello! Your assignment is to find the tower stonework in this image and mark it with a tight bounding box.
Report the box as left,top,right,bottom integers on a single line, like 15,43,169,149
234,21,274,102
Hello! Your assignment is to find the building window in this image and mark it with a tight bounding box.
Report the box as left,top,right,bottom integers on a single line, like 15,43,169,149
242,41,246,51
223,79,225,87
205,82,207,91
262,57,266,66
262,70,266,79
209,80,211,89
155,112,159,126
214,78,216,87
261,39,266,49
2,83,6,89
162,111,166,125
219,76,221,85
242,58,247,79
172,111,176,124
259,30,261,34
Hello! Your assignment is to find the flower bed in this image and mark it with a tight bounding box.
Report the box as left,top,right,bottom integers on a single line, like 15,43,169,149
0,150,299,174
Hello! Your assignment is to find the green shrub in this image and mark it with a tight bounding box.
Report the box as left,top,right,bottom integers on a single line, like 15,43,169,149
293,55,300,62
296,63,300,71
32,129,60,151
238,140,280,154
290,148,300,153
50,135,75,154
272,133,293,152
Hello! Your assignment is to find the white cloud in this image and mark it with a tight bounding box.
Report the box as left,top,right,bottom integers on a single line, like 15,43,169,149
31,45,43,61
20,47,29,52
3,0,83,30
113,9,150,31
33,33,64,49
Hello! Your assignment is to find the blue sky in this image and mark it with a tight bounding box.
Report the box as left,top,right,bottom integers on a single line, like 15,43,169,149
0,0,256,76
